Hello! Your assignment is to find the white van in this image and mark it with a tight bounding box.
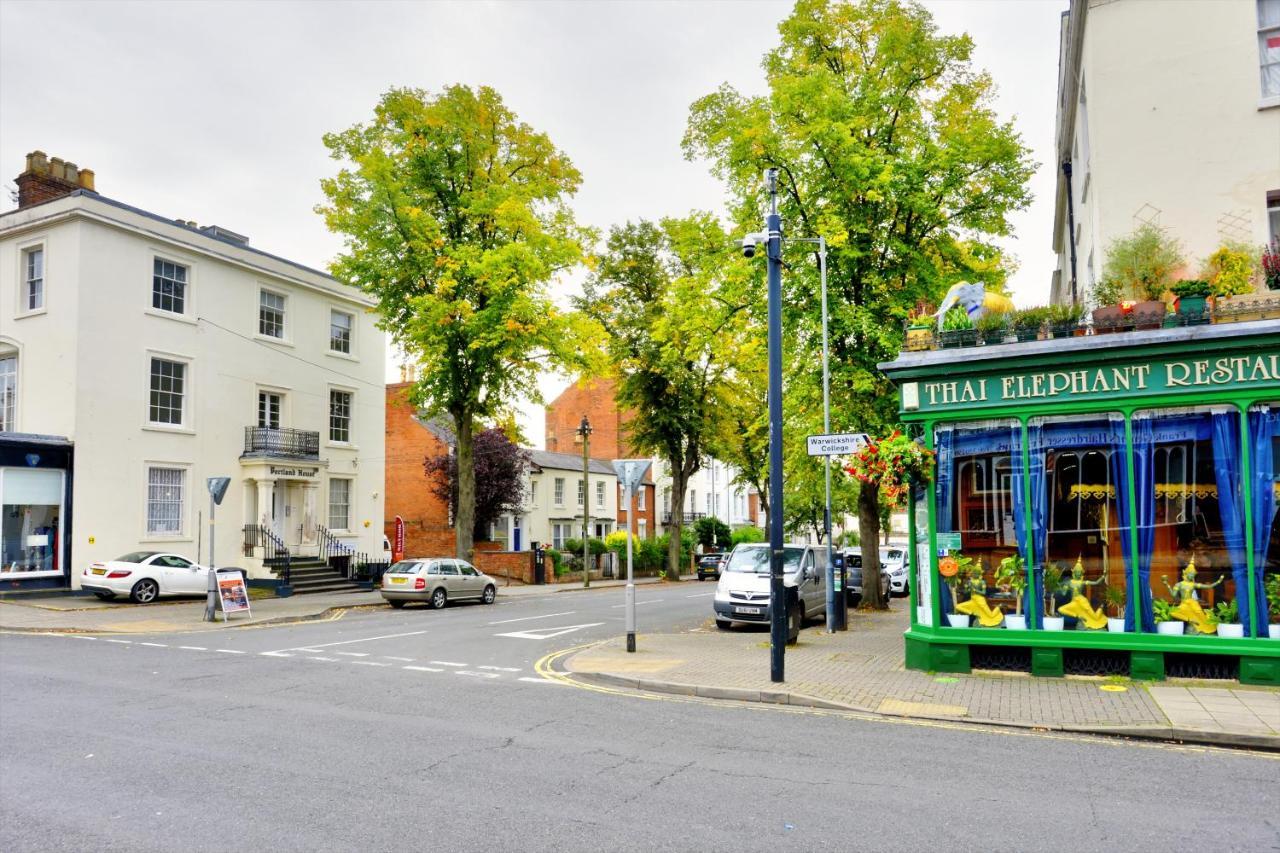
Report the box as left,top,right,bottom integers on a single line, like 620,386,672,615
712,543,827,642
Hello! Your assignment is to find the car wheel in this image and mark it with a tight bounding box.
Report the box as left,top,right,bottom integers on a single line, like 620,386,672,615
482,585,496,604
715,619,731,630
129,578,159,604
786,602,801,644
388,599,406,609
93,591,114,601
431,588,447,610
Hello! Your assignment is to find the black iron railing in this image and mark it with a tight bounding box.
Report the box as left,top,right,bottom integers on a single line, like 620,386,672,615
242,426,320,459
661,511,706,525
243,524,291,585
350,552,391,584
316,523,354,574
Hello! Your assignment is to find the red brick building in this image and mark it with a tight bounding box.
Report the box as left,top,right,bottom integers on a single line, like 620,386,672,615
384,381,456,558
544,377,656,538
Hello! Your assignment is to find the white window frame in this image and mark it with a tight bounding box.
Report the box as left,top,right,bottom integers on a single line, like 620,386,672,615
328,477,352,531
1260,0,1280,103
637,486,646,511
638,519,647,539
258,390,283,430
23,246,44,313
146,353,190,430
329,308,355,356
596,479,606,510
143,464,189,539
151,257,189,316
258,288,288,341
554,477,565,507
1268,190,1280,242
577,478,585,507
14,237,47,318
0,351,16,433
328,387,354,445
529,480,538,507
552,522,568,550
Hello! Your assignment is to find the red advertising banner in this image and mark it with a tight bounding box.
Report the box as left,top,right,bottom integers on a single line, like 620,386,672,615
393,515,405,563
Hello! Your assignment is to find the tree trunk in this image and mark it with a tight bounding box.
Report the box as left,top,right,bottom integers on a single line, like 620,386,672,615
666,458,687,581
454,413,475,562
858,482,887,610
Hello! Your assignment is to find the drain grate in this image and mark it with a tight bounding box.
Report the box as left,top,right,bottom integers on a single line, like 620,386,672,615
1165,652,1239,680
1063,648,1129,676
970,645,1030,673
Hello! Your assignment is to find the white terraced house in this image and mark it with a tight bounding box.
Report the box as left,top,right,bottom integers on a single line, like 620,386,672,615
0,151,385,594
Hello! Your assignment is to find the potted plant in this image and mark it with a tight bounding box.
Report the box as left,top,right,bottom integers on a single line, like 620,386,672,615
994,554,1027,630
1212,599,1244,639
1102,222,1182,327
1154,598,1184,635
905,309,935,351
942,555,974,627
1090,276,1128,333
1206,242,1269,322
1103,583,1127,633
975,311,1008,346
1046,303,1084,339
1011,306,1047,342
938,306,976,348
1041,563,1065,631
1263,240,1280,292
1267,573,1280,639
1171,279,1212,325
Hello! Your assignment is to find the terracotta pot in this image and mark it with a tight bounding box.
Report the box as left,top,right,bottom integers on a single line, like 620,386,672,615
1092,306,1127,333
1131,300,1166,330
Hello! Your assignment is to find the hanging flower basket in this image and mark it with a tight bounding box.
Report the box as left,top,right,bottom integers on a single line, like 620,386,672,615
845,432,935,501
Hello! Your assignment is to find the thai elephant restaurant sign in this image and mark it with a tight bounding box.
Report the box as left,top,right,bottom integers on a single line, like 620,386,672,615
903,351,1280,413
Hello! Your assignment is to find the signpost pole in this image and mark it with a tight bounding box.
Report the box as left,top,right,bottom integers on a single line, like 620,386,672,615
764,170,787,684
204,491,217,622
625,481,636,652
819,237,844,632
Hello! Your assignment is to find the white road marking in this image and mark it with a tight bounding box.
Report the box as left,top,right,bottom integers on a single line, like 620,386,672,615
456,670,500,679
488,610,576,625
429,661,468,668
611,599,663,608
215,649,245,655
519,677,565,685
404,665,444,673
178,646,207,651
478,665,521,672
496,622,605,641
335,652,370,657
264,629,429,654
71,635,98,640
351,660,391,667
302,656,338,662
104,638,132,644
139,642,168,647
685,592,716,598
296,648,324,653
382,656,415,662
260,651,293,657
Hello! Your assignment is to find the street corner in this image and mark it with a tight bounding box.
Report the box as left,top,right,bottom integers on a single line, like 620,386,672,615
564,637,688,677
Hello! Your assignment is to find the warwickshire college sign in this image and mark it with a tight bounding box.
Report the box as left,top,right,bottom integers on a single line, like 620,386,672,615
903,350,1280,413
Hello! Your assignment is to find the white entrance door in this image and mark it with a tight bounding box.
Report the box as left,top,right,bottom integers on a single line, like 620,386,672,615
271,483,285,541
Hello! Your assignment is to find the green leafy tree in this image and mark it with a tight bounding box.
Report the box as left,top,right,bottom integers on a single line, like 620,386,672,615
319,85,593,560
731,525,766,546
693,516,733,550
578,215,752,578
685,0,1033,590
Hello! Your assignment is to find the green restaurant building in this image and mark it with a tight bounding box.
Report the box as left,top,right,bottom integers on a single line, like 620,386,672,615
880,321,1280,684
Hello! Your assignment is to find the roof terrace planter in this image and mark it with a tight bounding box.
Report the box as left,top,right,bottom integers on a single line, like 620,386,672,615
879,321,1280,685
242,426,320,460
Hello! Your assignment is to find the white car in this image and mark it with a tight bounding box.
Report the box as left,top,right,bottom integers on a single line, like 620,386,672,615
880,547,909,595
81,551,211,603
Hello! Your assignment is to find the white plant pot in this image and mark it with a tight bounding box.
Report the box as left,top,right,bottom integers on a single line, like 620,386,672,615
1042,616,1065,631
1107,618,1126,633
1005,615,1027,630
1216,623,1244,638
1156,621,1184,635
947,613,971,628
1271,624,1280,639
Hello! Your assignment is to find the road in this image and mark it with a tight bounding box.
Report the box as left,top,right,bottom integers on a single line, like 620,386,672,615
2,583,1278,852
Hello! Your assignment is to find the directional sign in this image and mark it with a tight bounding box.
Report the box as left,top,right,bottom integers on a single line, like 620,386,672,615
806,433,869,456
495,622,605,641
206,476,231,505
611,459,652,492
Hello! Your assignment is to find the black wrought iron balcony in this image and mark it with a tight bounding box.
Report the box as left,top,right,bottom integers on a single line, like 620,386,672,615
242,426,320,459
661,511,706,525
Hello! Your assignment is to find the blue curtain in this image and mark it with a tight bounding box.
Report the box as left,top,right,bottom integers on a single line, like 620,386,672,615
1249,408,1279,628
1211,411,1251,633
935,428,955,619
1116,416,1156,633
1025,425,1047,627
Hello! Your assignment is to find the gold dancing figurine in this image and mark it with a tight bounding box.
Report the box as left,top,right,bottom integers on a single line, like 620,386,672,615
955,560,1005,627
1162,559,1222,635
1058,556,1109,630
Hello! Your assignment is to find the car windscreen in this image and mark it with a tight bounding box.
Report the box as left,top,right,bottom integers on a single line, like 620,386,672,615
386,561,420,574
881,550,903,561
846,553,863,568
724,546,803,574
117,551,158,564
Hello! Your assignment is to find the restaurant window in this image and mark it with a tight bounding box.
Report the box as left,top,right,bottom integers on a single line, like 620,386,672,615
1250,402,1279,633
933,419,1026,628
1,467,64,574
1124,407,1252,636
1030,413,1130,632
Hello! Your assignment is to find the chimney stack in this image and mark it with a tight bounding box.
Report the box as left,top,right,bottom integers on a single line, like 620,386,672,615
16,150,95,208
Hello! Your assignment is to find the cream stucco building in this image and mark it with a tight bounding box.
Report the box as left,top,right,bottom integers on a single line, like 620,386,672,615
1051,0,1280,305
0,152,384,591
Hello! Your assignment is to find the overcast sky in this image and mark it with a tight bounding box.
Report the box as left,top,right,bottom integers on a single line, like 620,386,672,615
0,0,1066,444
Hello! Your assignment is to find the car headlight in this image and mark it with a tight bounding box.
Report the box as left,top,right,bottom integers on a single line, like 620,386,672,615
714,589,730,603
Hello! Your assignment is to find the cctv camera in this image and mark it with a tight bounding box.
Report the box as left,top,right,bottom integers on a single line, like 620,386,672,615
742,235,758,258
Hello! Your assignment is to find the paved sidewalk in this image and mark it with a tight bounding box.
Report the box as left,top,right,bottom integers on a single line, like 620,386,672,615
0,574,684,634
566,606,1280,750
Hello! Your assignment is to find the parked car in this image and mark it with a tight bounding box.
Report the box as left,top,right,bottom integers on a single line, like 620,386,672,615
840,548,891,606
712,543,827,642
380,558,497,609
696,552,726,581
81,551,210,604
879,546,909,596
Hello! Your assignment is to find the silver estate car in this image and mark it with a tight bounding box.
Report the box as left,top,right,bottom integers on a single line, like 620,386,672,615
381,558,498,609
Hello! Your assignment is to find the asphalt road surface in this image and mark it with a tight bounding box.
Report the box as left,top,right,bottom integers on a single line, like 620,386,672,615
2,583,1278,852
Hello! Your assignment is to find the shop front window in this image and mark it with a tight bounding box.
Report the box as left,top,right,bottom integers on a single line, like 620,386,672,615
933,419,1026,628
1133,407,1249,636
1030,413,1129,632
1,468,64,575
1249,402,1279,634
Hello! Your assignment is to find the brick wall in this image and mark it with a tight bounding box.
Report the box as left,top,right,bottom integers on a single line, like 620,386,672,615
474,549,549,585
384,383,455,557
16,151,95,209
